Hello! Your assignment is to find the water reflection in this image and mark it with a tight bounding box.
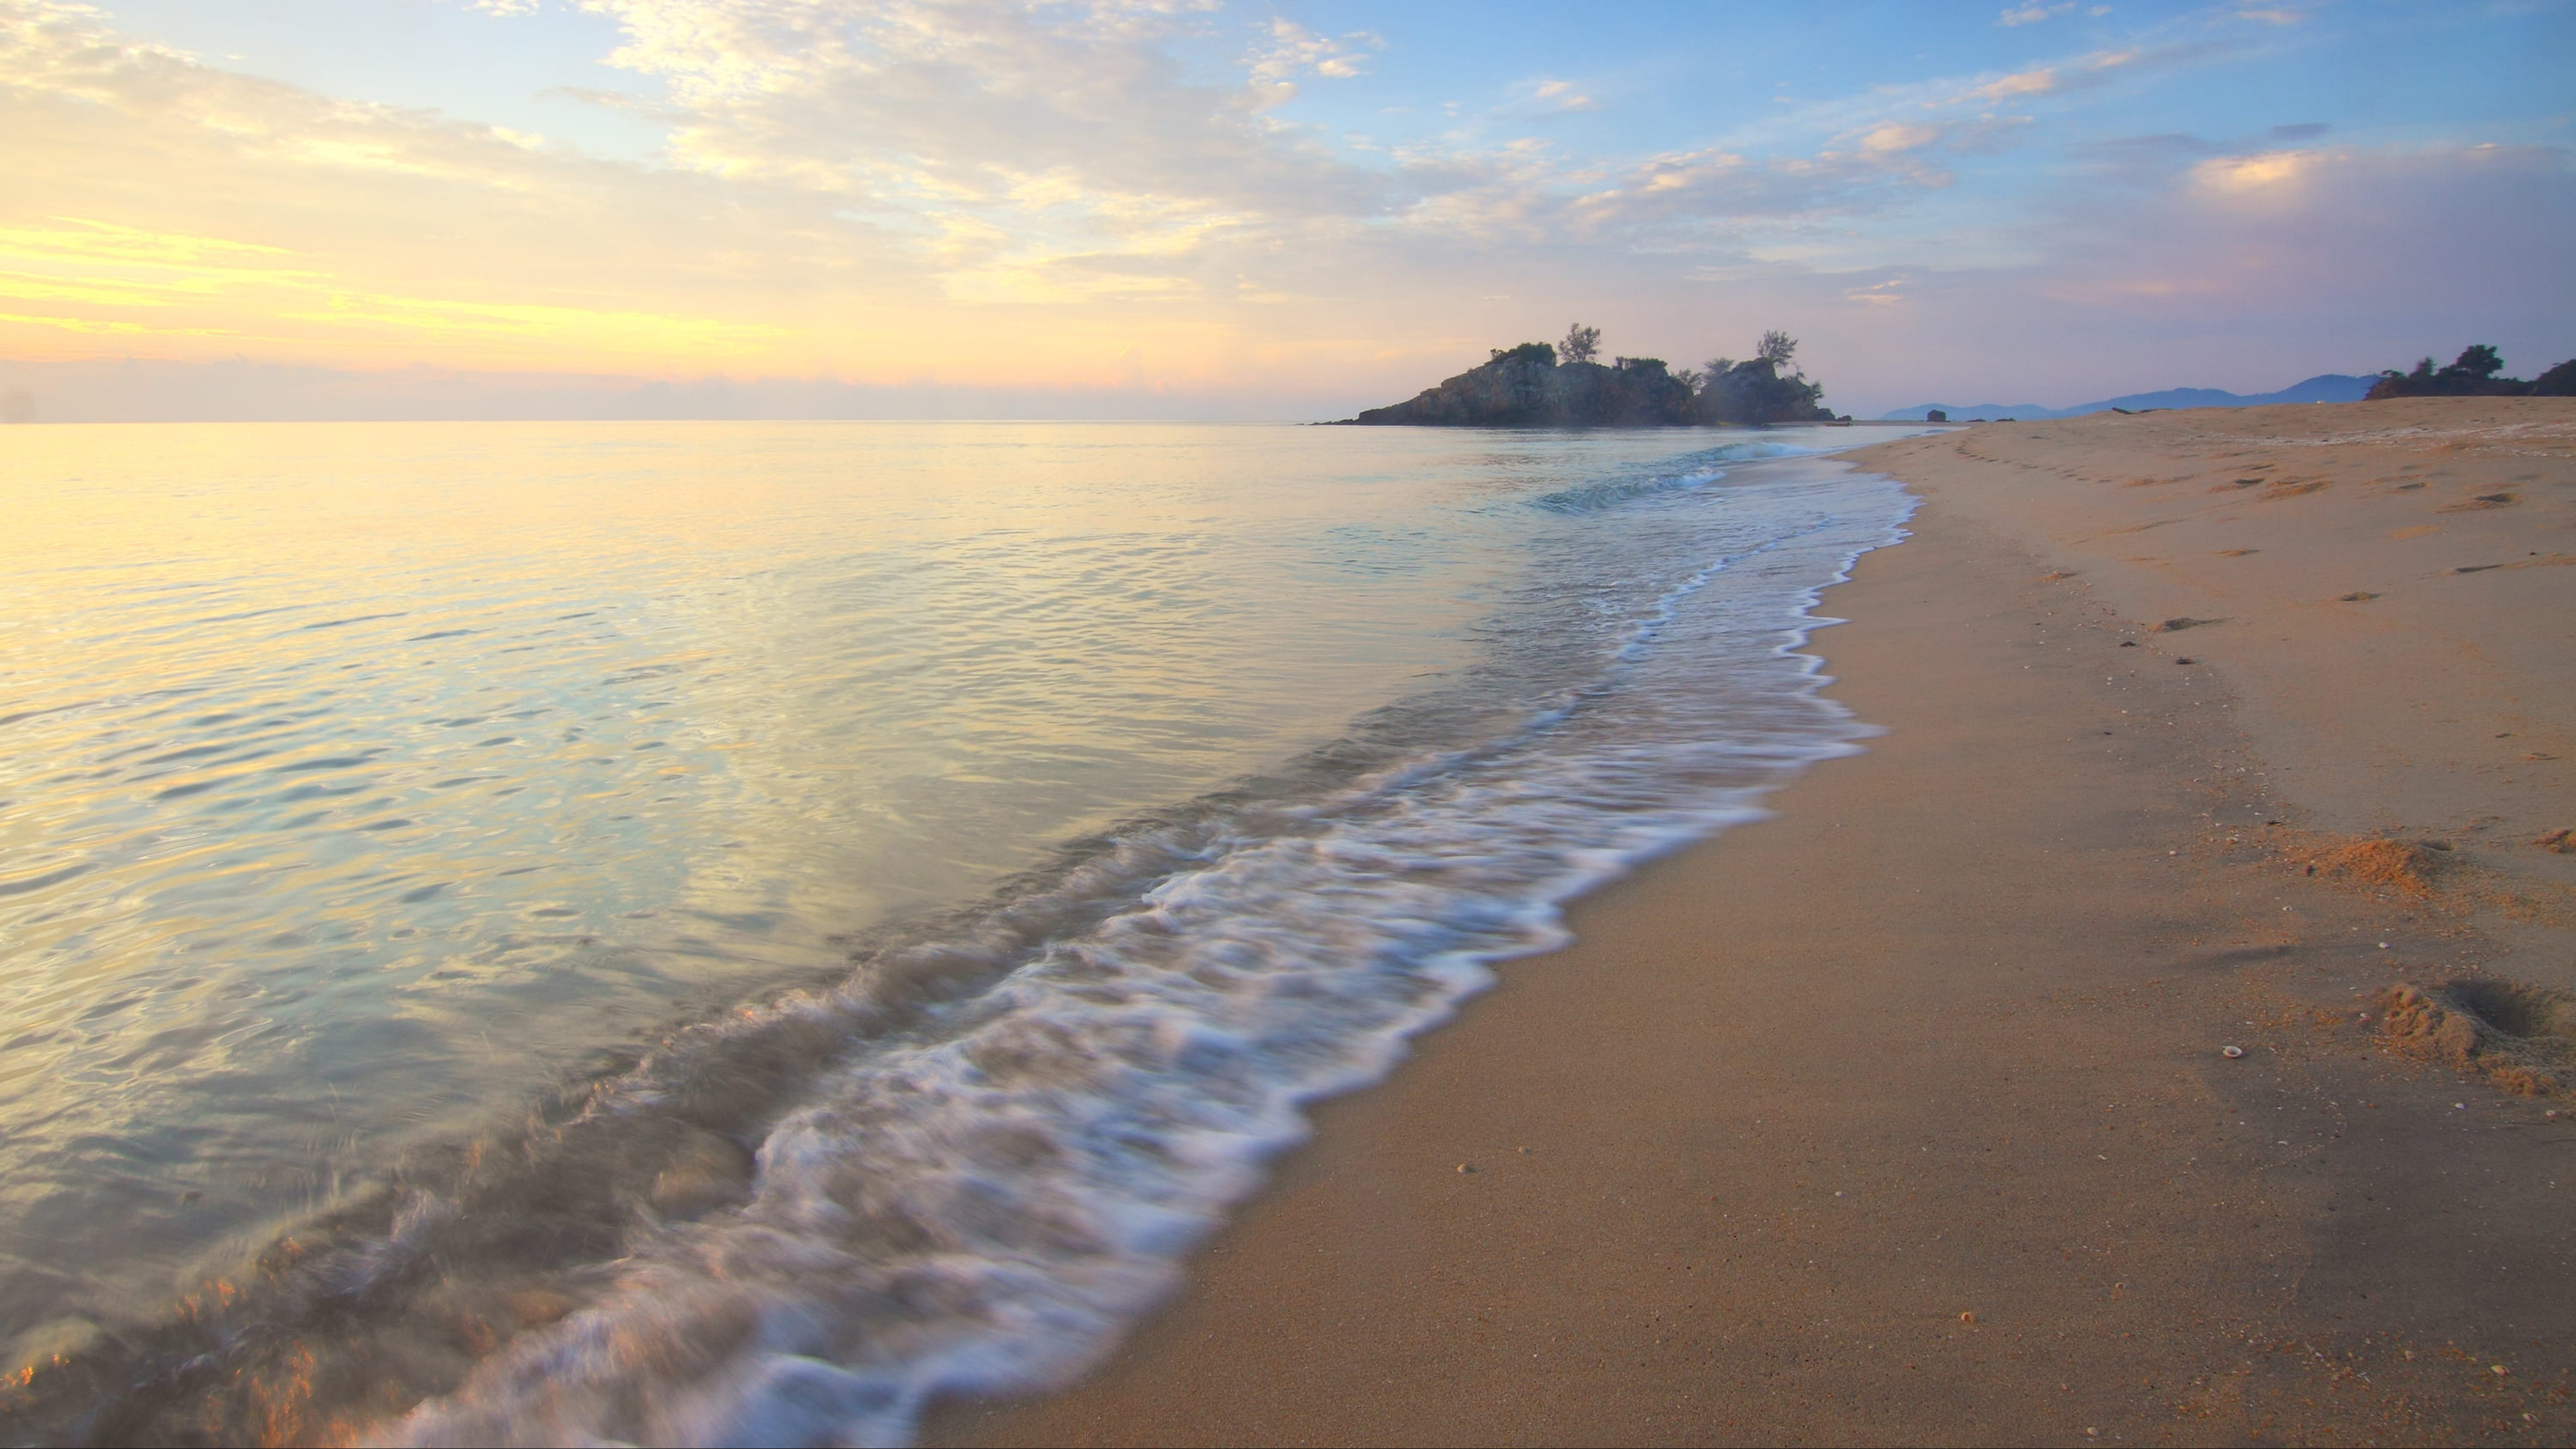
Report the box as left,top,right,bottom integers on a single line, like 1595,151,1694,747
0,420,1728,1359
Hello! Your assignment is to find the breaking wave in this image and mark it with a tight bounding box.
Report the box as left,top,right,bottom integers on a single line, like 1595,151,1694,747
11,451,1911,1448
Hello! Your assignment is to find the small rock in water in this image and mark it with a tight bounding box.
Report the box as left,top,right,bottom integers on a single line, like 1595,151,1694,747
2222,1045,2245,1059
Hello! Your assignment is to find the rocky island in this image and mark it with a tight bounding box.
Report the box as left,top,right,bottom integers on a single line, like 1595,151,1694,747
1341,325,1845,428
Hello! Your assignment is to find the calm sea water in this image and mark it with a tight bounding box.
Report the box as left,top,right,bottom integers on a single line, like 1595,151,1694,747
0,421,1918,1444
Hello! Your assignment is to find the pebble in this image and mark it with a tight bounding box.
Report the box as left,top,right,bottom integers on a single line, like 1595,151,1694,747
2222,1045,2245,1059
1456,1163,1476,1174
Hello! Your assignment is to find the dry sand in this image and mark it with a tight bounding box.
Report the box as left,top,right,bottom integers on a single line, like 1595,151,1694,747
930,399,2576,1445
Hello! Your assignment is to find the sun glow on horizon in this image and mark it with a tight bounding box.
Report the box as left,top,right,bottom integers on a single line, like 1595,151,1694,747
0,0,2567,416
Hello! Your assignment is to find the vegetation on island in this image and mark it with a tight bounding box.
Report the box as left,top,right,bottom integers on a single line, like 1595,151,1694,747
1344,324,1843,428
2365,344,2576,400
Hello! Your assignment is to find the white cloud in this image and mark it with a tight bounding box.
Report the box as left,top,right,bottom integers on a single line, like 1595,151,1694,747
11,0,2552,421
1998,3,2076,26
1860,122,1943,153
1531,78,1602,113
2191,148,2314,193
1246,16,1382,102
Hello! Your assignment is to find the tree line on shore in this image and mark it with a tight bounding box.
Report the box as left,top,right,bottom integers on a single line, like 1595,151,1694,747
2366,344,2575,399
1345,324,1841,428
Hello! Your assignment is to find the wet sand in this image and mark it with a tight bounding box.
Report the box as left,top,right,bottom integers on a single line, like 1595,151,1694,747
931,399,2576,1445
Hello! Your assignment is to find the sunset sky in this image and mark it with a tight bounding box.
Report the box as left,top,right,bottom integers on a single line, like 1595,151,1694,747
2,0,2568,419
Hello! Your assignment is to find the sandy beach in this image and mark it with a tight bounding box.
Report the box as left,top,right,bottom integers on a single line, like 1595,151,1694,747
930,397,2576,1446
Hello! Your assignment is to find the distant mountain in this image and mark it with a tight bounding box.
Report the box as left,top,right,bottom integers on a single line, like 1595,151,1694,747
1880,373,2374,422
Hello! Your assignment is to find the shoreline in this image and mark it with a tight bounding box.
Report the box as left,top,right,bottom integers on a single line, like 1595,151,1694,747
930,399,2575,1445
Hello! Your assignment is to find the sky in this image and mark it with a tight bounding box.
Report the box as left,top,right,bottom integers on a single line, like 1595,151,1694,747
0,0,2569,420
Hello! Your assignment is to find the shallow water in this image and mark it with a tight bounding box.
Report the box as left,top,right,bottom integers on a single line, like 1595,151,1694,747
0,420,1918,1443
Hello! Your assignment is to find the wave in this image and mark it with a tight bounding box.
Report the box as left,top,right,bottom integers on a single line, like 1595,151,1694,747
9,456,1911,1448
1530,439,1820,515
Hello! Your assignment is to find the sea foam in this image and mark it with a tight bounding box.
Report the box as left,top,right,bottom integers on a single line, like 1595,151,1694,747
2,439,1912,1446
371,455,1914,1446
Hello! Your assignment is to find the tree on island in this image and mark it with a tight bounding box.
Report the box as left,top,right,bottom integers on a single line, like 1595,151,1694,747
2366,343,2576,399
1696,332,1829,426
1348,326,1842,427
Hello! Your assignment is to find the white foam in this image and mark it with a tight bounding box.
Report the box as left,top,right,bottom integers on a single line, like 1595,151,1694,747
378,460,1916,1447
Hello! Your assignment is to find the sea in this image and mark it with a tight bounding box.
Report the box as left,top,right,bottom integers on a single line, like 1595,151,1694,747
0,420,1922,1444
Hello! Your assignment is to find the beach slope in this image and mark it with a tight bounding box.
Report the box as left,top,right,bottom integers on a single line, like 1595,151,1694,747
933,399,2576,1445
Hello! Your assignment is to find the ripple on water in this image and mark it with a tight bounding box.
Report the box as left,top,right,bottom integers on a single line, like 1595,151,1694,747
0,422,1919,1442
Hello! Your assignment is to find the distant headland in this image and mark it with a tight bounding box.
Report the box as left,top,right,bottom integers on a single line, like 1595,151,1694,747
1881,343,2574,423
2364,344,2576,400
1336,326,1844,428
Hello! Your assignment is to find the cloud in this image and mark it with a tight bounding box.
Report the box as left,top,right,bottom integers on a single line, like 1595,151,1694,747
1530,78,1602,113
1949,41,2223,108
1968,65,2062,101
1859,122,1944,153
0,2,905,369
2190,148,2314,194
1833,141,2576,408
1246,16,1382,100
0,0,2089,396
1998,3,2076,27
4,0,2561,423
582,1,1373,210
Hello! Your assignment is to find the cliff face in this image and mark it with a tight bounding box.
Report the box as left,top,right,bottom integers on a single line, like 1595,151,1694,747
1346,348,1833,427
1350,353,1695,427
